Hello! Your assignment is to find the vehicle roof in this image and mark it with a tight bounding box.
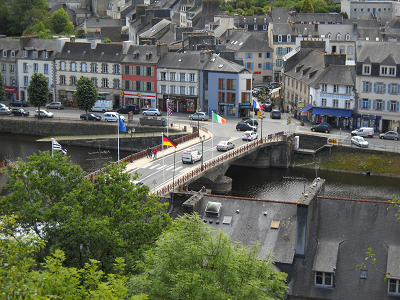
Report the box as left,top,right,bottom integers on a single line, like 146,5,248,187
243,130,255,134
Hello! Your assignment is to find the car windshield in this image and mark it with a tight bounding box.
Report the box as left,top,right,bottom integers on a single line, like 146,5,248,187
358,137,366,142
220,142,227,145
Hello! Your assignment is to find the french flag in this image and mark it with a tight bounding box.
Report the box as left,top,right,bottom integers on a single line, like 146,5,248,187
253,100,263,111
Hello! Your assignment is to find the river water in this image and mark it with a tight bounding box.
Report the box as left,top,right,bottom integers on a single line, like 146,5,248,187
1,133,399,201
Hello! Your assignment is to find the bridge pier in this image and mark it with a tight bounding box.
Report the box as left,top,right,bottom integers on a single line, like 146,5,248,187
212,175,232,194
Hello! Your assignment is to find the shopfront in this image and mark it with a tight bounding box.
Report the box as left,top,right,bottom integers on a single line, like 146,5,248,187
353,114,381,131
239,102,251,118
161,95,197,114
311,107,354,129
4,86,18,101
123,92,156,110
218,102,236,117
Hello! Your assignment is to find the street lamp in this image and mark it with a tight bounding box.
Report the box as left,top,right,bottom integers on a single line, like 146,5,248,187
199,134,205,167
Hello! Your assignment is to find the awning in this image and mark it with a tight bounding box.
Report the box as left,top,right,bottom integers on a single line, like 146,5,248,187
301,105,312,112
312,108,353,118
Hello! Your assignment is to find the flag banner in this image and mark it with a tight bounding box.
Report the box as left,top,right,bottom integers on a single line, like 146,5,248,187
168,103,173,116
253,100,263,111
119,116,126,132
53,140,67,155
212,112,226,124
163,135,177,148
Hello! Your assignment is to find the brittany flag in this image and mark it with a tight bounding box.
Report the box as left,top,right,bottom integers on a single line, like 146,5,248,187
163,135,177,149
212,111,226,124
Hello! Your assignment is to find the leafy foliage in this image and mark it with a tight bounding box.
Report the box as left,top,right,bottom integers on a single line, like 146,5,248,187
23,21,53,39
103,38,112,43
74,28,85,38
27,72,49,112
300,0,314,13
129,214,288,299
75,75,98,120
0,72,5,101
51,8,73,34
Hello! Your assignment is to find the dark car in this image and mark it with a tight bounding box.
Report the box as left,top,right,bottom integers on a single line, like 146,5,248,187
12,108,30,117
236,122,257,132
318,122,332,130
244,119,258,126
263,104,272,112
311,124,331,133
117,105,140,114
9,100,28,107
270,109,281,119
80,113,102,121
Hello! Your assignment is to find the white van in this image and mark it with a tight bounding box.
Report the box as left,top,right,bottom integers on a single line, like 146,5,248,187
351,127,374,138
91,100,113,112
104,112,125,122
182,148,202,164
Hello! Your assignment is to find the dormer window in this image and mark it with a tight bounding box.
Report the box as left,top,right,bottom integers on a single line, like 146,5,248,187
381,66,396,77
315,271,333,287
44,50,48,58
254,24,257,30
133,50,139,58
287,34,291,42
327,33,332,40
2,50,6,57
11,50,15,57
389,279,400,294
363,64,371,75
23,50,27,57
146,51,152,59
337,33,341,40
33,50,38,58
345,33,351,41
278,34,282,42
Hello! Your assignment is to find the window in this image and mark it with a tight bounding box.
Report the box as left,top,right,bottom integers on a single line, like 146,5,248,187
363,65,371,75
259,53,262,58
24,76,29,86
170,85,176,94
263,24,267,30
160,85,166,93
363,81,371,92
1,64,5,72
33,50,38,58
348,46,353,55
276,59,283,67
346,86,352,93
322,84,327,92
10,64,14,73
377,83,384,93
219,91,225,102
102,64,108,74
60,75,66,85
363,99,368,108
291,79,294,87
33,63,39,73
333,99,338,108
254,24,257,30
113,64,120,74
71,76,76,85
123,80,131,90
227,79,236,90
170,72,176,81
180,86,185,94
244,24,248,29
60,61,65,71
377,99,382,110
333,85,339,93
189,86,195,95
258,63,262,68
322,98,327,106
278,34,282,42
389,67,396,76
390,101,397,111
287,34,291,42
81,63,86,72
2,77,5,85
23,63,29,73
190,73,195,82
315,272,333,287
44,64,49,74
296,81,298,90
219,78,225,90
10,50,15,57
337,33,341,40
145,82,152,91
345,100,350,109
340,46,345,54
44,50,48,58
381,67,387,75
102,78,109,88
277,47,283,55
391,84,397,94
90,63,97,73
114,79,120,89
134,80,141,90
300,83,302,92
327,33,332,40
2,50,6,57
160,72,166,80
91,78,98,87
346,34,351,41
286,47,292,54
23,50,27,57
71,62,76,72
180,73,186,81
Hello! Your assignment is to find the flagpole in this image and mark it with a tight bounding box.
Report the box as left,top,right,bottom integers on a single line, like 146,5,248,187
167,97,169,137
118,117,120,162
212,113,214,158
162,133,165,185
172,148,176,205
51,138,54,157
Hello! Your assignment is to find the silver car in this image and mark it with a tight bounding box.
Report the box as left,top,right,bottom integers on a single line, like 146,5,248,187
34,110,54,118
46,102,64,109
379,131,399,140
216,141,235,151
143,108,161,116
189,112,208,121
351,136,369,148
0,107,11,115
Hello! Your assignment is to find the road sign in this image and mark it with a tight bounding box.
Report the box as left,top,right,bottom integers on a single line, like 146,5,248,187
152,179,156,185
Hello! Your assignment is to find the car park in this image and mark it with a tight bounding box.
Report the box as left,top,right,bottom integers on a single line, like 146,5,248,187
379,131,399,140
104,112,125,122
270,110,281,119
311,124,330,133
34,110,54,118
242,131,258,141
182,148,202,164
46,102,64,109
117,105,140,114
189,112,208,121
243,119,258,126
12,108,29,117
236,122,257,132
80,113,102,121
216,141,235,151
0,107,11,115
142,108,161,116
351,136,369,148
9,100,28,107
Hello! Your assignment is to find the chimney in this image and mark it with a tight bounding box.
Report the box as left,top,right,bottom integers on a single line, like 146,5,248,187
200,51,205,62
56,37,71,53
122,41,135,54
353,22,357,34
156,42,167,58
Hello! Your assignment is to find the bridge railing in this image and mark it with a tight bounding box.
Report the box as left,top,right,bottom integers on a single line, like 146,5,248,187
152,131,287,196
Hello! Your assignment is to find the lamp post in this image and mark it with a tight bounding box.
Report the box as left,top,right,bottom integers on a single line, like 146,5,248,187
197,109,200,137
199,134,205,168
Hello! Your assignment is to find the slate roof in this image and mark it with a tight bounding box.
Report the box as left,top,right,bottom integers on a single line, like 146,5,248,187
288,197,400,299
343,19,380,29
271,23,316,36
203,54,246,73
270,7,292,23
85,19,125,28
357,41,400,64
55,41,124,62
199,195,297,264
225,31,272,52
140,19,171,38
289,12,343,24
237,15,272,25
157,52,207,69
0,39,20,51
385,16,400,35
312,65,356,88
122,44,160,64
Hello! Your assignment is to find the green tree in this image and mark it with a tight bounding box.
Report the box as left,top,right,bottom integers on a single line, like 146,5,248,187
129,214,288,299
23,21,53,39
300,0,314,12
75,75,98,121
0,72,5,101
51,8,73,34
27,72,49,118
0,152,172,274
343,11,349,19
74,28,85,38
103,38,112,43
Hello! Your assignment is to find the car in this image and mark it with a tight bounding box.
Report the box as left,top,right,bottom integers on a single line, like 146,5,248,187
131,180,145,186
9,100,28,107
263,103,272,112
243,119,258,126
0,103,7,109
12,108,29,117
117,105,140,114
311,124,330,133
46,102,64,110
80,113,102,121
351,136,369,148
236,122,257,132
189,112,208,121
270,110,281,119
216,141,235,151
0,107,11,115
318,122,332,130
379,131,399,140
142,108,161,116
182,148,202,164
104,112,125,122
242,131,258,141
268,82,280,89
34,110,54,118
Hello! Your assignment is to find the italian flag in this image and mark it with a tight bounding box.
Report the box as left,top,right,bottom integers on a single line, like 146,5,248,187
212,112,226,124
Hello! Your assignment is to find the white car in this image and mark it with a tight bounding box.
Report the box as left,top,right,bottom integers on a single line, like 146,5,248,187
216,141,235,151
0,107,11,115
34,110,54,118
143,108,161,116
189,112,208,121
242,131,258,141
104,112,126,122
351,136,369,148
182,148,202,164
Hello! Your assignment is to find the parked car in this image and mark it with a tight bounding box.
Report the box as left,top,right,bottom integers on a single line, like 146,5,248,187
351,136,369,148
270,110,281,119
117,105,140,114
236,122,257,132
0,103,7,109
317,122,332,130
263,103,272,112
12,108,29,117
379,131,399,140
0,107,11,115
268,82,280,89
46,102,64,110
182,148,202,164
244,119,258,126
311,124,331,133
351,127,374,138
189,112,208,121
142,108,161,116
104,112,125,122
216,141,235,151
9,100,28,107
80,113,102,121
242,131,258,141
34,110,54,118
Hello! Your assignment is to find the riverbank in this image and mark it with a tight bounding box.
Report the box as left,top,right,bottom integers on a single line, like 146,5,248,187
291,146,400,177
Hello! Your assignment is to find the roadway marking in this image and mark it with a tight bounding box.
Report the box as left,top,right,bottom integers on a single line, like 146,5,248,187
148,163,161,169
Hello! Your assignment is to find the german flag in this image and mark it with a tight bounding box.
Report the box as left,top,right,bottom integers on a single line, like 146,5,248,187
163,135,177,149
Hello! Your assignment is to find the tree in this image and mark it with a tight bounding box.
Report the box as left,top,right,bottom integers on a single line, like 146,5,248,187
23,21,53,39
27,72,49,119
0,152,172,274
74,28,85,38
129,214,288,299
75,76,98,121
103,38,112,43
51,8,73,34
300,0,314,13
0,72,5,101
343,11,349,19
